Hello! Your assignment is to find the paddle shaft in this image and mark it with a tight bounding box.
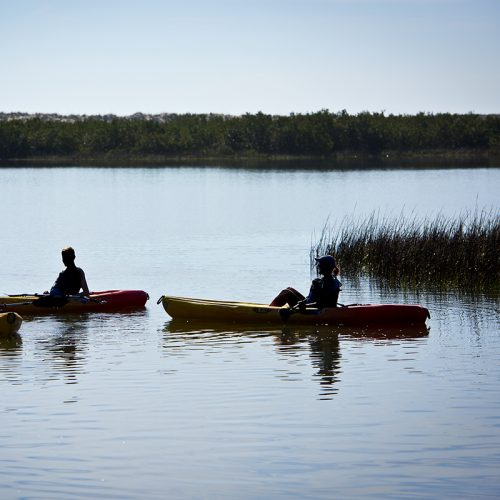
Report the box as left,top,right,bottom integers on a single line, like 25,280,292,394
0,294,106,310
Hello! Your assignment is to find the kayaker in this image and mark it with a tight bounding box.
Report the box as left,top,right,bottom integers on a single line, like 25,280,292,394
50,247,90,297
270,255,341,309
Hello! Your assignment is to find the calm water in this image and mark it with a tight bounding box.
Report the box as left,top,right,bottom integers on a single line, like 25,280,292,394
0,164,499,499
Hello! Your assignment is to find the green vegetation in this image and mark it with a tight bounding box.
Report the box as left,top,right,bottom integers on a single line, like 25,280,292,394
312,210,500,291
1,110,499,161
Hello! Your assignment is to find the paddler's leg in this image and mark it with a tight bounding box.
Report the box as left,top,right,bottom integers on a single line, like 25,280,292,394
269,287,305,307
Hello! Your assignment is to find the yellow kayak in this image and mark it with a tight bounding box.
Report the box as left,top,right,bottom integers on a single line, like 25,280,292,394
158,295,430,326
0,312,23,337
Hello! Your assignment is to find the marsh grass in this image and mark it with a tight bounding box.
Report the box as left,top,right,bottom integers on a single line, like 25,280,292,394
311,210,499,291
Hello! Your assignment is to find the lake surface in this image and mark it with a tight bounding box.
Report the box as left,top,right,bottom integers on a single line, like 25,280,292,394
0,164,499,499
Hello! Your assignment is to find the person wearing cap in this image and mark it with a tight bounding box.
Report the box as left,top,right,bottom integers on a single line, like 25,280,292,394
269,255,341,309
49,246,90,297
302,255,341,309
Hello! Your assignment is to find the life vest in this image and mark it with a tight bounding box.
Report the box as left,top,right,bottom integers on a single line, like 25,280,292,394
310,276,341,308
52,266,83,295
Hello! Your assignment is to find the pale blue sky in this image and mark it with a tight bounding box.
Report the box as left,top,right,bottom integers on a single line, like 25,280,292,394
1,0,498,116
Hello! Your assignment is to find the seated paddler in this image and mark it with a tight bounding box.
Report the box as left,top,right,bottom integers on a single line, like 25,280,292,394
50,246,90,298
270,255,341,309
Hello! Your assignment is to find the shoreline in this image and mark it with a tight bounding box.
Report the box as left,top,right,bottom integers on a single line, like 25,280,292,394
1,150,499,168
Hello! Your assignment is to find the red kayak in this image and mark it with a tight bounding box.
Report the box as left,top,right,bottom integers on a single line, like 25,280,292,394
0,290,149,315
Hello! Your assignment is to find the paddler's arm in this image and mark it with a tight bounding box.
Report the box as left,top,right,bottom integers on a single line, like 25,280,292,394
298,278,322,310
80,269,90,297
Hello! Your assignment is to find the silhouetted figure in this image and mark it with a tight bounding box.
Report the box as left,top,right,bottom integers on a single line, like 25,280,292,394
270,255,341,309
50,247,90,297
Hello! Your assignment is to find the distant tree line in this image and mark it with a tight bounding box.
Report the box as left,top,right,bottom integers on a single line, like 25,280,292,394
1,110,499,160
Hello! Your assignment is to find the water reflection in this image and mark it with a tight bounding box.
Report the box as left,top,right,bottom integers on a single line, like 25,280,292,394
163,320,428,399
309,330,341,398
164,319,429,339
272,326,343,399
281,323,428,399
0,332,22,353
33,316,90,385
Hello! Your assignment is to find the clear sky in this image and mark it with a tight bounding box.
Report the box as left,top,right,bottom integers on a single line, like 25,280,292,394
1,0,498,116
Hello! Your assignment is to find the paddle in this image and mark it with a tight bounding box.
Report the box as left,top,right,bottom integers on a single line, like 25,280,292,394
279,301,350,322
279,302,318,322
0,294,106,310
34,295,70,307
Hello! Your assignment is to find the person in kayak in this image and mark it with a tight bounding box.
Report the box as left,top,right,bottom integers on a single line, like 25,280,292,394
270,255,341,309
50,247,90,297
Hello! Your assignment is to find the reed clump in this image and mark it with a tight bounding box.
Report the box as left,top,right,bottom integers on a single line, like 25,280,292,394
312,210,499,290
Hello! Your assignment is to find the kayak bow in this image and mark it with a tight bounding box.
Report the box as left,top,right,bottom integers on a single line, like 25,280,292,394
0,312,23,337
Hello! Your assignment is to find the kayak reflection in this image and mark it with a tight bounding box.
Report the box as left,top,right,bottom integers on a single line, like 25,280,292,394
164,319,429,339
163,320,429,399
34,316,91,385
0,332,22,352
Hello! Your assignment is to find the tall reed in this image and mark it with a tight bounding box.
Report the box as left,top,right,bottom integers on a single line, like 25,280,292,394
311,210,499,290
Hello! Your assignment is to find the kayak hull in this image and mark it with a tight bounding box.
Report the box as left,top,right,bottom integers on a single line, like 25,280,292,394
0,290,149,315
0,312,23,336
159,295,430,326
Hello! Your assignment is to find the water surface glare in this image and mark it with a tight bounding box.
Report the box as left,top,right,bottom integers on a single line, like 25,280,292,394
1,164,499,499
